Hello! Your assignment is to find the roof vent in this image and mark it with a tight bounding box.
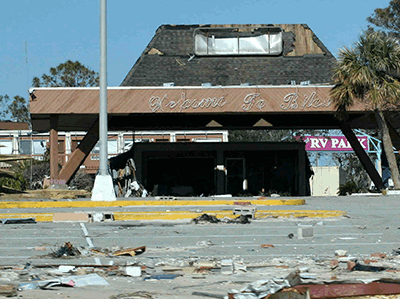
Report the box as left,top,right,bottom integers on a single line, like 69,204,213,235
163,82,175,87
300,81,311,85
201,83,212,87
291,80,296,85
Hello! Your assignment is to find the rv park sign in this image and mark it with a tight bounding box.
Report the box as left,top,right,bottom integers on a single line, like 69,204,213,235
301,136,369,152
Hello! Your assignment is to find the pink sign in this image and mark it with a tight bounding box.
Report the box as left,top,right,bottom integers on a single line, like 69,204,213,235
300,136,369,152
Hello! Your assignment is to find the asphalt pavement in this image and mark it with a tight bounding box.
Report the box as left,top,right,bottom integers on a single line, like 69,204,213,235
0,194,399,267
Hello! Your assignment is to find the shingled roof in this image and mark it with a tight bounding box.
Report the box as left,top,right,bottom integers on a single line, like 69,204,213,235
121,24,336,87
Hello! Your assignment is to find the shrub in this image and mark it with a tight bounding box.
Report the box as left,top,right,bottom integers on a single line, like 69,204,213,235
22,161,50,189
338,181,365,196
69,170,94,191
0,173,27,191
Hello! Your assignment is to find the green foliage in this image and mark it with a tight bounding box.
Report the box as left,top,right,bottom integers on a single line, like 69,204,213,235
367,0,400,38
331,30,400,189
69,170,94,191
338,181,366,196
0,173,27,191
32,60,99,87
228,129,331,143
22,161,51,189
229,129,294,142
331,152,372,191
331,31,400,114
0,94,30,123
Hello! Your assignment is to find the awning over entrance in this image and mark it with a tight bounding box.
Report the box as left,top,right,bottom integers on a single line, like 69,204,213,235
30,85,378,132
30,85,398,191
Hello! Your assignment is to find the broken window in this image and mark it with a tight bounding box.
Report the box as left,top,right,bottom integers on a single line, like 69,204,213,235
91,140,118,160
0,140,12,154
194,27,283,56
19,140,46,155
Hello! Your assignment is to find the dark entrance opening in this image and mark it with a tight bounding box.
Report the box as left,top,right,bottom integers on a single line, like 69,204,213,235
145,155,216,196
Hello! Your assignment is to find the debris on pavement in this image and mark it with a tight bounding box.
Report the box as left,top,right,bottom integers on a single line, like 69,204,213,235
0,218,36,224
18,273,109,291
143,274,180,281
192,291,225,298
233,206,256,218
7,247,400,299
0,281,18,297
110,291,154,299
18,278,75,291
228,270,301,299
113,246,146,257
51,242,81,258
334,249,348,257
296,282,400,299
195,240,214,247
261,244,275,248
192,214,220,224
192,213,251,224
347,261,390,272
227,215,251,224
125,266,142,277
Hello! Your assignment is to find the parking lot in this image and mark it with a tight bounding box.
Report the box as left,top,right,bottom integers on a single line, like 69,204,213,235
1,195,400,298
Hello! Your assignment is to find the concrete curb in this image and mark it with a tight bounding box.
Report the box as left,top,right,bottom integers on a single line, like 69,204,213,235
0,199,305,209
0,209,346,222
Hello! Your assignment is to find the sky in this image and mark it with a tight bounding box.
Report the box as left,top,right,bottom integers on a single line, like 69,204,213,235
0,0,391,101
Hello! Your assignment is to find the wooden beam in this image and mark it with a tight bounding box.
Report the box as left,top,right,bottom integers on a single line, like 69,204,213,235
58,118,99,184
386,119,400,152
340,123,384,190
49,115,58,181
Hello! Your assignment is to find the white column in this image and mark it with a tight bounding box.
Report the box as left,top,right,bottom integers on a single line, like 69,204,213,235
170,132,176,143
117,133,124,153
12,134,19,154
222,131,229,142
65,132,72,162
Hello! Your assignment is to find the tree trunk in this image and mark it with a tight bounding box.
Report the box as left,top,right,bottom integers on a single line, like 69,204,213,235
375,109,400,189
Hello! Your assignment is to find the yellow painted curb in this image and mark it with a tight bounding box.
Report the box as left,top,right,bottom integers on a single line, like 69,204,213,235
256,210,347,218
0,199,305,209
0,209,346,222
0,213,53,222
114,210,346,221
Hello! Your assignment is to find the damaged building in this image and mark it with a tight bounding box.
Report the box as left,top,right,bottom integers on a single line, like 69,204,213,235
29,24,393,196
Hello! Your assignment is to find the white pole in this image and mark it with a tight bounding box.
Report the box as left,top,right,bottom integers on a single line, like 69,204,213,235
91,0,116,201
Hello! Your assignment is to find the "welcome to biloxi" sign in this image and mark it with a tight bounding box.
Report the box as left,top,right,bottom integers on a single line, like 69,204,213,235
301,136,369,152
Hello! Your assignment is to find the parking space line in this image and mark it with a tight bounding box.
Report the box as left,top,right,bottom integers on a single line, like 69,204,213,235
80,223,101,265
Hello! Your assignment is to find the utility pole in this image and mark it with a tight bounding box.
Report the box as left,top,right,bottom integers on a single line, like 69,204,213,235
91,0,116,201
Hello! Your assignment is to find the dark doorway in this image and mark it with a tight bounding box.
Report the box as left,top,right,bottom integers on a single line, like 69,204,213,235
145,157,216,196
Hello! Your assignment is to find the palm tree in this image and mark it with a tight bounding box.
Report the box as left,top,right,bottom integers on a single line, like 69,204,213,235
331,31,400,189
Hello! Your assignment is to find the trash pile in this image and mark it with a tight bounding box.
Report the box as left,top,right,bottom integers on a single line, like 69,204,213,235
192,213,251,224
111,158,148,197
40,242,147,259
3,241,400,298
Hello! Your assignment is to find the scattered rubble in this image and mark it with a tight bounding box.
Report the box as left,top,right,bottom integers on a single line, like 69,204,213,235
51,242,81,258
39,243,147,260
192,213,251,224
192,213,220,224
0,218,36,224
0,281,18,297
5,242,400,298
113,246,146,257
110,291,154,299
347,261,390,272
192,291,225,298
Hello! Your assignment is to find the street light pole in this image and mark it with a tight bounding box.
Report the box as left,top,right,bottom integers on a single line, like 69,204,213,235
91,0,116,201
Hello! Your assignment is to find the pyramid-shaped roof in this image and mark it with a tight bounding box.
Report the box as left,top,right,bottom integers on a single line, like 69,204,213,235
121,24,336,87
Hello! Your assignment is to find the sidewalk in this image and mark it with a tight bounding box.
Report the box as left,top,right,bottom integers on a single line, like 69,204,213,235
0,197,347,222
